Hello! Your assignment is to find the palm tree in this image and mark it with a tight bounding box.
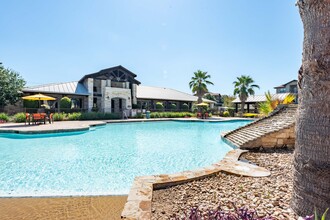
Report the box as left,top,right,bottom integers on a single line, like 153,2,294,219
292,0,330,217
189,70,214,104
233,75,259,115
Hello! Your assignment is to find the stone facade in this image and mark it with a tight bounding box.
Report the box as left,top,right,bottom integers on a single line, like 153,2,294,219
84,78,94,111
77,66,141,114
242,126,295,149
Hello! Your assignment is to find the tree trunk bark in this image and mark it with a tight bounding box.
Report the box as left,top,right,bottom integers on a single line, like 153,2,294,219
292,0,330,218
240,101,245,116
197,96,203,104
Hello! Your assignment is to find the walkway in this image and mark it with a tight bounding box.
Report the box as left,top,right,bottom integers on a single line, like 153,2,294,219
0,117,251,134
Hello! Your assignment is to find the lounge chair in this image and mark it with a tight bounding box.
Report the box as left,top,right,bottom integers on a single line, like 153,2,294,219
32,113,46,124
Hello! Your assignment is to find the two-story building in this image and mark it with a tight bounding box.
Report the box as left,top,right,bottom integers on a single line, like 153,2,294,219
274,80,298,94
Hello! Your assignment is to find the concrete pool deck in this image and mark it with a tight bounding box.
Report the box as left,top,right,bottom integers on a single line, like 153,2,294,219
0,195,127,220
0,117,252,134
0,120,107,134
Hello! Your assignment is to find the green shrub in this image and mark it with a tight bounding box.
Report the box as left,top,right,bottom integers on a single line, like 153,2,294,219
67,112,81,120
0,113,9,122
150,112,194,118
80,112,121,120
53,112,66,121
182,103,189,111
103,113,121,120
155,102,164,111
13,112,26,123
227,107,235,117
134,113,144,118
223,111,230,117
60,97,71,109
192,104,198,113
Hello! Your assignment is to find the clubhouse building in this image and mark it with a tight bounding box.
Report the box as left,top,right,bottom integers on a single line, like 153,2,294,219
21,66,214,114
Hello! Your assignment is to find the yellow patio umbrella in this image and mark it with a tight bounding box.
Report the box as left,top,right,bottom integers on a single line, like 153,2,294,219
22,93,56,101
196,102,209,106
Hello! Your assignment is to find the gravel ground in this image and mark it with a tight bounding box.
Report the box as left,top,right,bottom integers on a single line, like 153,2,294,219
152,148,296,219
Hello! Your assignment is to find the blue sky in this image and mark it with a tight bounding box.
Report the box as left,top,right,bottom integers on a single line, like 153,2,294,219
0,0,302,95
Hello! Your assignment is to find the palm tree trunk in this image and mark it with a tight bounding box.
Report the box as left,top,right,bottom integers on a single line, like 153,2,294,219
240,101,245,116
292,0,330,217
197,96,203,104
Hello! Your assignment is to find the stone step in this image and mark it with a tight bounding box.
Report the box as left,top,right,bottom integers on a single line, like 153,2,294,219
226,136,245,146
223,105,297,148
237,130,261,139
231,133,256,143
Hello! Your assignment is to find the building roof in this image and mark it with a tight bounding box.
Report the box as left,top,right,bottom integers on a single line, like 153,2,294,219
274,80,297,89
79,65,141,85
232,93,292,103
23,81,89,96
205,92,221,96
136,85,215,103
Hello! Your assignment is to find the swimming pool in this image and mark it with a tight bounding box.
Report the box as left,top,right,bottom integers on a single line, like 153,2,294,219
0,120,250,197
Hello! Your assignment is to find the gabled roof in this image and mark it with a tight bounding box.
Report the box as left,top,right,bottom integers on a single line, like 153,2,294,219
136,85,215,103
274,80,297,89
232,93,293,103
23,81,89,96
79,65,141,84
205,92,221,96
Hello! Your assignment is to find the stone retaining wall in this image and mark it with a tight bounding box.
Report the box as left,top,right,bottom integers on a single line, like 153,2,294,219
121,149,271,219
242,125,295,149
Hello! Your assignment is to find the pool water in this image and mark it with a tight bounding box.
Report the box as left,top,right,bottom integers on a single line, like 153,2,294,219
0,120,250,197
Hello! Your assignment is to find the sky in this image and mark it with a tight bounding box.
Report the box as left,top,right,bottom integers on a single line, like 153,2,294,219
0,0,303,96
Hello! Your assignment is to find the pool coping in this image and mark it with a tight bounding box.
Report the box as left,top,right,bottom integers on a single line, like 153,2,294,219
0,118,253,135
120,149,270,219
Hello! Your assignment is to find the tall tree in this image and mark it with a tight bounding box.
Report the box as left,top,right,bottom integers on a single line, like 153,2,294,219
292,0,330,217
233,75,259,115
189,70,214,104
222,95,236,107
0,65,26,109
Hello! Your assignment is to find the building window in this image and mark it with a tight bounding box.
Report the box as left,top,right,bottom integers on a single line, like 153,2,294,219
93,86,97,92
278,88,286,93
290,85,298,93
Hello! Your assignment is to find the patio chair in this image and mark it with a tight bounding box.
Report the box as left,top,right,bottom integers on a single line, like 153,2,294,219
32,113,45,124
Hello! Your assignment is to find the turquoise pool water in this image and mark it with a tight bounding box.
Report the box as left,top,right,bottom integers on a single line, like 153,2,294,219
0,120,250,197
